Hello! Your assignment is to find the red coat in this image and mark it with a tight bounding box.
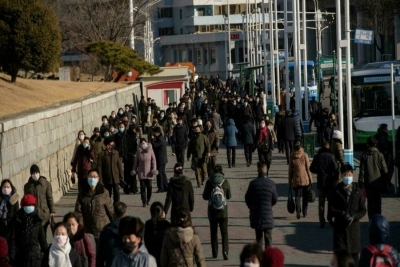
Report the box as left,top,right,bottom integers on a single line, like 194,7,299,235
72,145,95,180
71,226,96,267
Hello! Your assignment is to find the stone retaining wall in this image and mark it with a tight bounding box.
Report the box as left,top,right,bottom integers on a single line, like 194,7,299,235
0,83,140,203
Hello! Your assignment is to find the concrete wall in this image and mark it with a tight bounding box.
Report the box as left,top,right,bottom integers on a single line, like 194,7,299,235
0,83,141,203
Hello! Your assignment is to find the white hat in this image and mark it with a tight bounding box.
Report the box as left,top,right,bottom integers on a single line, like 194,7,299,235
333,130,342,140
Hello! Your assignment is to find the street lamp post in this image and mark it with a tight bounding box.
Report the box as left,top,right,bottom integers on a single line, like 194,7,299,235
227,0,232,78
129,0,135,50
224,15,228,79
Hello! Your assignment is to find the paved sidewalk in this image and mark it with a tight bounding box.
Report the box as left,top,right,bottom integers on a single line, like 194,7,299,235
53,143,400,266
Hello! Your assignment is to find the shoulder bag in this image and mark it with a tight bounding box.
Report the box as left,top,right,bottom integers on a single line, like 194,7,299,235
307,176,316,203
287,186,296,214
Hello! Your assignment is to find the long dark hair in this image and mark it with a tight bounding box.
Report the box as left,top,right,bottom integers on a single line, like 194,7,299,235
0,179,16,195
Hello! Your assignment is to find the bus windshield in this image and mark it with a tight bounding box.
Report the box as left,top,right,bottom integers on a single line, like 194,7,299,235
352,84,400,117
288,65,316,86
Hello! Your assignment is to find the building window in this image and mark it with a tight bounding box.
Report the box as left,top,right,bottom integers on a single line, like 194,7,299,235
196,49,202,65
164,90,177,106
211,48,216,64
204,48,208,64
180,9,182,19
194,6,213,16
158,7,173,18
188,49,193,62
159,27,174,36
181,50,188,61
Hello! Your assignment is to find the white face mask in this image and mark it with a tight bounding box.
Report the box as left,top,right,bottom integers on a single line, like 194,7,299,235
54,235,68,246
141,144,148,149
2,188,12,195
79,134,85,141
32,174,40,181
244,263,260,267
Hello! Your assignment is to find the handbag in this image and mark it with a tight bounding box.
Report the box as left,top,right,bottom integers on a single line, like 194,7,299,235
287,186,296,214
307,176,316,203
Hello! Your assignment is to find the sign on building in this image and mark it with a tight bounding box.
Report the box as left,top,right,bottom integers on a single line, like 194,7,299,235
354,29,374,44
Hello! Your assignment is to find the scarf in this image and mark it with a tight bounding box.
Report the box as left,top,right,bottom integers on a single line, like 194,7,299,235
0,196,9,219
49,238,72,267
258,126,268,143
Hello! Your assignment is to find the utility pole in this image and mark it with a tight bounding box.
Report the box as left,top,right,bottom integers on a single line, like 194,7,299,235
129,0,135,50
293,0,301,115
227,0,232,78
269,0,276,110
274,0,280,107
336,0,344,132
262,0,268,94
284,0,291,109
302,0,309,131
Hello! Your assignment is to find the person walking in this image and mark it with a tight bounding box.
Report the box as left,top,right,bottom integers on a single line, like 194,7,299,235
283,110,296,164
203,119,219,176
97,202,128,267
330,164,366,265
187,125,210,187
8,194,48,267
160,208,206,267
323,113,338,144
90,127,104,168
375,124,394,192
210,108,222,135
150,127,169,193
71,130,86,179
358,214,400,267
255,119,274,171
242,115,255,167
331,130,345,169
122,125,139,195
132,138,158,207
144,202,171,266
97,139,123,203
63,212,96,267
202,165,231,260
291,108,304,140
0,179,19,238
75,169,114,241
288,140,313,219
310,141,339,228
24,164,55,235
111,217,157,267
164,163,194,225
245,162,278,249
222,118,238,168
309,96,319,129
274,106,286,153
41,222,82,267
72,137,96,192
171,117,188,166
358,136,388,219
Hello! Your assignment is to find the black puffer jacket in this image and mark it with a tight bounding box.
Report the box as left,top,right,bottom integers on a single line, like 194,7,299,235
359,147,388,185
310,147,339,189
283,116,296,141
164,175,194,224
358,215,400,267
8,210,48,267
172,125,188,147
245,173,278,230
151,135,168,165
292,114,304,139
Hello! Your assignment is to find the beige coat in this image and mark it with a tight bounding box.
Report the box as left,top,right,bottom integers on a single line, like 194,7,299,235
289,148,313,188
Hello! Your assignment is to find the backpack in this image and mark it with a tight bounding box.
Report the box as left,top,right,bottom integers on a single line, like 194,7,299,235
210,180,226,210
366,244,396,267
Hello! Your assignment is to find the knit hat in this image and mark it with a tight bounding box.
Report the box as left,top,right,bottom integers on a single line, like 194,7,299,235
93,127,100,133
30,164,40,174
21,194,37,207
0,237,8,258
119,216,144,238
262,247,285,267
332,130,342,140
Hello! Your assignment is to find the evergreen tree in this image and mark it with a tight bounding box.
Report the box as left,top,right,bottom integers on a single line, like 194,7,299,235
0,0,62,82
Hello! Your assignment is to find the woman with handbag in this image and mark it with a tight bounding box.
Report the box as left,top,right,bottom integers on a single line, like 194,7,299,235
288,140,313,219
160,207,205,267
255,119,274,171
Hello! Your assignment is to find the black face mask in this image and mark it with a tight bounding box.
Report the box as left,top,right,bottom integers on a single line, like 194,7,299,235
194,132,200,137
123,241,136,254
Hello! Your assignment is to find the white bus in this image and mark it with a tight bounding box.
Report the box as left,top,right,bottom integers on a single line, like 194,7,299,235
351,66,400,144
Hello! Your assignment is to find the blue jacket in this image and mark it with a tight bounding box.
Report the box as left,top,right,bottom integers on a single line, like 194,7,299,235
111,243,157,267
245,173,278,230
223,119,238,147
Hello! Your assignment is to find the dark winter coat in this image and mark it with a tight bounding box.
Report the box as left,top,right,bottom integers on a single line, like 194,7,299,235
8,210,48,267
122,131,138,161
323,123,338,143
331,139,345,167
24,176,55,225
254,103,264,121
75,183,114,239
0,193,19,238
202,173,231,219
359,147,388,185
97,149,123,185
242,121,255,145
164,175,194,224
171,125,188,147
310,147,339,189
151,135,168,165
210,112,222,133
282,116,296,141
97,218,123,267
144,219,171,266
72,145,96,180
292,114,304,139
203,127,219,157
245,173,278,230
358,215,400,267
187,133,210,160
330,182,367,254
90,135,105,157
70,226,96,267
223,119,238,147
41,244,82,267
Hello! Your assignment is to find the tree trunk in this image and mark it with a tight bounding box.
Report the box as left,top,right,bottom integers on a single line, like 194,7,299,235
10,67,18,83
114,72,123,82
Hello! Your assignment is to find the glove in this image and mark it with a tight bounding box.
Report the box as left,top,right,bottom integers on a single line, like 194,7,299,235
151,170,159,176
131,170,136,176
344,213,354,225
